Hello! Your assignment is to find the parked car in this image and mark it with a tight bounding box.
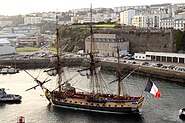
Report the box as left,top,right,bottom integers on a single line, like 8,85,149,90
155,63,163,67
142,61,149,65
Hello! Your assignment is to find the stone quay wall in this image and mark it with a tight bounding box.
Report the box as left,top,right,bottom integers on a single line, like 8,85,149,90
1,58,185,83
101,61,185,83
0,58,83,69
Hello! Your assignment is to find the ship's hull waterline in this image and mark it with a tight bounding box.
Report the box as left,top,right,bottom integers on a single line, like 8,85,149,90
46,92,144,114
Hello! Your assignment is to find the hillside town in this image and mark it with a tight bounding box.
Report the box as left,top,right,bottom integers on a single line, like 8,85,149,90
0,3,185,64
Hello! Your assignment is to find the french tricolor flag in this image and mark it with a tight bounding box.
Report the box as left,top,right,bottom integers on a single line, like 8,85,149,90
144,79,161,98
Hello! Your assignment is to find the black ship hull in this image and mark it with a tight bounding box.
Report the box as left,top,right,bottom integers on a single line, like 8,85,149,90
52,100,139,114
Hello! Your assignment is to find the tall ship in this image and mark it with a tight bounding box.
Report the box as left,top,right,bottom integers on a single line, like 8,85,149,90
26,6,144,114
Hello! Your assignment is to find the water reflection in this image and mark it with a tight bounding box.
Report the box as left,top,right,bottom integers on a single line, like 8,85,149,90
0,101,21,107
47,104,145,123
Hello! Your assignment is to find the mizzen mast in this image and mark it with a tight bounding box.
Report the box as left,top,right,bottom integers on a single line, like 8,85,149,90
117,47,121,96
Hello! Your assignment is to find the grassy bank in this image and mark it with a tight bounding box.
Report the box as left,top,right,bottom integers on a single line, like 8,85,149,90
16,47,39,52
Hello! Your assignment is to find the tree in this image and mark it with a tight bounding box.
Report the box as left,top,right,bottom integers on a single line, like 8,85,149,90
175,30,185,52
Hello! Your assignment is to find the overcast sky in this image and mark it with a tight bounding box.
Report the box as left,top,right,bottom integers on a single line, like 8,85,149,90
0,0,184,15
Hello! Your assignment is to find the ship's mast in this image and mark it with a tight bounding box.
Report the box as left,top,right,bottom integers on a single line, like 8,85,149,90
90,4,93,54
56,13,62,92
89,4,95,94
117,46,121,96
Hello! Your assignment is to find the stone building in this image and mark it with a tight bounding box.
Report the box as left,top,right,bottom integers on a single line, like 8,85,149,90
17,34,44,47
85,34,129,57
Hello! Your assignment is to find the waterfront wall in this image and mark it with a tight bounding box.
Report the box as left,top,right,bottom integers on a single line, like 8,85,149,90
0,58,185,83
0,58,83,69
101,61,185,83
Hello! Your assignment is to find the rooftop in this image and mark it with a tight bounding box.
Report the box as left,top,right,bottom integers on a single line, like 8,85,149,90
0,39,10,44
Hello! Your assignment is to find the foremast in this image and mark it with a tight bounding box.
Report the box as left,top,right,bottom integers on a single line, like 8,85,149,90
56,14,62,92
89,4,94,94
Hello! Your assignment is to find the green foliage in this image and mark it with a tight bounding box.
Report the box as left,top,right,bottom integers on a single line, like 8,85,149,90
49,47,57,52
175,31,185,51
58,25,90,52
94,24,115,28
16,47,39,52
35,22,56,34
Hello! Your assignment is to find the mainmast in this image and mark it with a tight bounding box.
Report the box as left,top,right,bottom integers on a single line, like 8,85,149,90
56,13,62,92
89,4,95,94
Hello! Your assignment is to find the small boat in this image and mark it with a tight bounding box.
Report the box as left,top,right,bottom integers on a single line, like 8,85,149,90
0,88,22,103
0,68,8,74
8,68,19,74
179,108,185,120
0,67,19,74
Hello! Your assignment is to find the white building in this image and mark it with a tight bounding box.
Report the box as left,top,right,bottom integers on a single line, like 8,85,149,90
24,17,42,25
114,5,147,13
146,14,161,28
132,15,145,27
120,9,136,25
160,18,174,29
2,26,40,34
0,39,15,55
132,14,160,28
134,52,185,64
174,18,185,31
72,8,90,14
134,53,146,60
174,12,185,31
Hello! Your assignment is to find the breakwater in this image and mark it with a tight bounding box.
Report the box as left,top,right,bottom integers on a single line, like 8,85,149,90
0,58,185,83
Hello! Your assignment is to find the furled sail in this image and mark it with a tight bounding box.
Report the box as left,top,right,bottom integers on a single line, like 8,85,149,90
95,67,101,74
78,68,91,76
44,68,57,76
77,67,101,76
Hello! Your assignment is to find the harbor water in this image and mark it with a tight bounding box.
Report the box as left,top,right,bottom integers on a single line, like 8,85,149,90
0,68,185,123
